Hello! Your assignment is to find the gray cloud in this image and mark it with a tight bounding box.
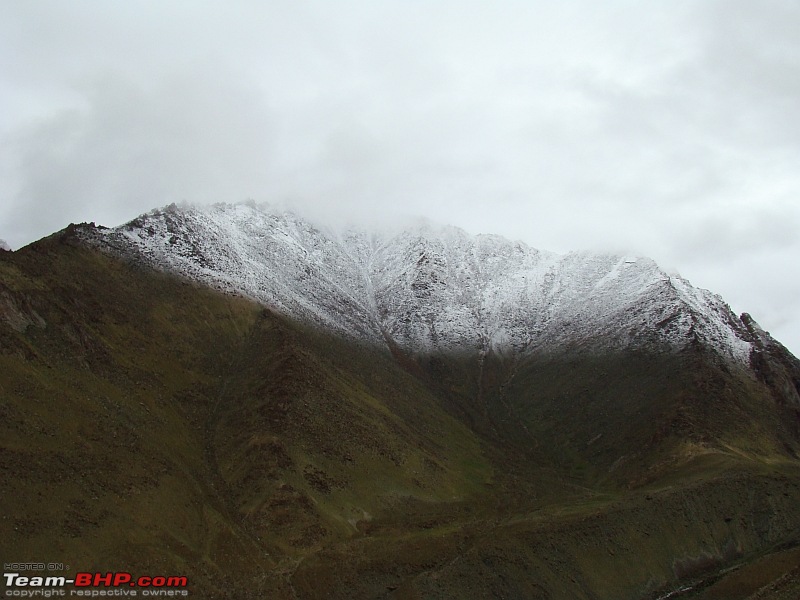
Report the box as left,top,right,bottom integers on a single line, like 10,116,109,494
1,1,798,353
3,70,274,244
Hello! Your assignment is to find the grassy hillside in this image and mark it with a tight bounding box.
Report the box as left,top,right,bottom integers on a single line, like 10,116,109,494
2,230,800,598
0,231,492,596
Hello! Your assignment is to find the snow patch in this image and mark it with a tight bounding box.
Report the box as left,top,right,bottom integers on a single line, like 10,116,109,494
93,202,754,365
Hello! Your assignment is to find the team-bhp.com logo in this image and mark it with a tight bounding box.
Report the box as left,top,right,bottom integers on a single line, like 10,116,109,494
3,571,189,597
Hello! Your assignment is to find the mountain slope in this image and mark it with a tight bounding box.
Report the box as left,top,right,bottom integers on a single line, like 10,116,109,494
0,230,495,597
2,206,800,599
82,202,800,477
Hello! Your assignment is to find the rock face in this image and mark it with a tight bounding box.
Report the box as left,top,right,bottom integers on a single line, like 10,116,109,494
742,312,800,409
83,202,757,364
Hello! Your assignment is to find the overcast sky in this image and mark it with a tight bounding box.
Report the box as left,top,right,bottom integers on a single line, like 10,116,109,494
1,1,798,354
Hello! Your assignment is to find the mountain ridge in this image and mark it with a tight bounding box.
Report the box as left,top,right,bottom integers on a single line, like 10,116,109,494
76,201,759,367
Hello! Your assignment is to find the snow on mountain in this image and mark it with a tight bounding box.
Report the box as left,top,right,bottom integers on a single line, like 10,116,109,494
0,239,11,251
85,202,755,363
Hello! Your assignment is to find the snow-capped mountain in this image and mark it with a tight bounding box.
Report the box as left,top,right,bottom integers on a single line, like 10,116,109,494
7,202,800,599
84,202,755,363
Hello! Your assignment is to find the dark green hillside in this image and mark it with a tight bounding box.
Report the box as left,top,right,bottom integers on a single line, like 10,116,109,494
2,228,800,598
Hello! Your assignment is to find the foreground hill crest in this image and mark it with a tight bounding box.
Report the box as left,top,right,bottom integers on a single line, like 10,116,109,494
80,201,755,364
